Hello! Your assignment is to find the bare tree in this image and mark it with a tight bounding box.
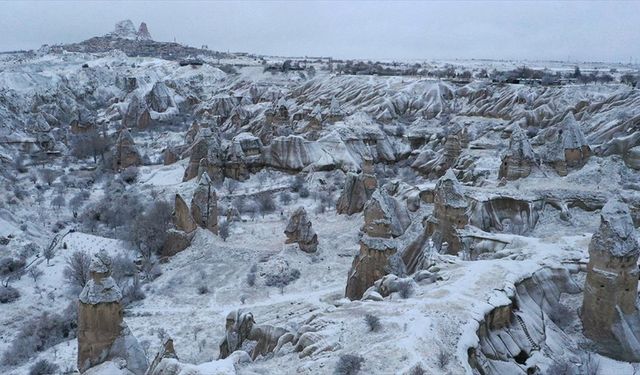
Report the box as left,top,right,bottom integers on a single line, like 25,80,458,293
42,246,55,266
51,194,66,209
257,193,276,218
39,169,56,186
219,220,230,241
63,251,91,290
28,267,44,284
71,129,110,164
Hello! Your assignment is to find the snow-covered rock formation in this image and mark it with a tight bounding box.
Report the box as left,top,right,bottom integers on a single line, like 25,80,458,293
78,251,148,374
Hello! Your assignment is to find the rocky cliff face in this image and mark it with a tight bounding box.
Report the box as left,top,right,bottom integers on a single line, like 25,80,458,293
112,128,142,171
499,124,537,180
336,172,378,215
284,207,318,253
190,172,218,234
582,199,640,361
426,169,468,254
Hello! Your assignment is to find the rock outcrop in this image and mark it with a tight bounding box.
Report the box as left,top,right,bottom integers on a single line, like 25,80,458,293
426,169,468,254
136,22,152,41
499,125,537,180
112,128,142,171
224,133,264,181
468,195,543,235
543,113,591,176
218,310,291,361
77,251,148,374
345,236,399,300
161,229,195,257
345,186,410,300
173,194,197,233
469,267,582,375
284,207,318,253
182,128,223,183
582,199,640,361
412,134,461,177
190,173,218,234
336,171,378,215
362,189,411,238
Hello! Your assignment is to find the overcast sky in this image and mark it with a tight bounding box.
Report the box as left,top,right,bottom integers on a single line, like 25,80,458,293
0,1,638,62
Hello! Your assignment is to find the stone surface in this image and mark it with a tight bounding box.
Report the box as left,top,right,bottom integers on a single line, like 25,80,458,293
173,194,197,233
161,229,195,257
112,128,142,171
426,169,468,254
284,206,318,253
190,173,218,234
218,310,290,360
582,199,640,360
336,172,378,215
362,188,410,238
78,251,148,374
345,235,398,300
499,125,537,180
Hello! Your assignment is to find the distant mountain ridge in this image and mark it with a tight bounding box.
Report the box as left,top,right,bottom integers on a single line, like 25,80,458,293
50,19,228,61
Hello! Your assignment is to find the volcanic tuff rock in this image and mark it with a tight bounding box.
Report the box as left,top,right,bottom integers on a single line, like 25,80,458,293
77,251,148,374
112,128,142,171
336,171,378,215
411,134,462,177
362,188,411,238
542,113,591,176
284,206,318,253
499,124,537,180
190,172,218,234
136,22,152,41
582,199,640,361
173,194,197,233
426,169,468,254
345,236,399,300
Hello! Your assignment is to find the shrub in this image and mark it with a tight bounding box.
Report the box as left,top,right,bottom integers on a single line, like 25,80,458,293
121,166,139,183
264,268,300,289
197,284,209,295
299,187,310,198
279,191,292,205
257,193,276,217
246,267,257,287
128,200,172,258
291,175,305,192
408,365,425,375
219,220,230,241
122,275,145,306
63,251,91,291
335,354,364,375
364,314,380,332
29,359,59,375
397,280,413,299
1,303,77,366
0,285,20,303
0,257,26,276
437,349,450,369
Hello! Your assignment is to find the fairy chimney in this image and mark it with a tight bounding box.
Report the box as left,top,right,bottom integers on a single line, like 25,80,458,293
499,125,537,180
426,169,468,254
582,199,640,359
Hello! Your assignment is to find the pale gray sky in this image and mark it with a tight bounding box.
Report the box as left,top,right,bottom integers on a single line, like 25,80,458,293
0,1,638,62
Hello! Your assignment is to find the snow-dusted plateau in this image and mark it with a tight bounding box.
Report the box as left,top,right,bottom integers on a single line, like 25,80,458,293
1,20,640,375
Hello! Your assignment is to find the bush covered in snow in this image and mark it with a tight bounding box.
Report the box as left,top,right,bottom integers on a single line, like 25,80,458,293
335,354,364,375
0,285,20,303
364,314,380,332
1,303,77,366
28,359,59,375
